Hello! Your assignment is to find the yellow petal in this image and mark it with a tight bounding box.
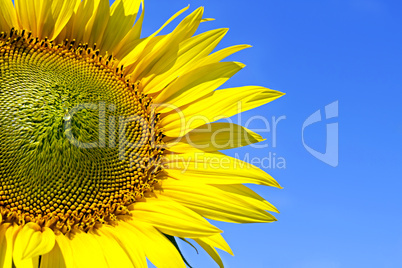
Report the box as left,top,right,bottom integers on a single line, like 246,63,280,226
0,0,19,32
0,223,13,268
132,197,221,238
125,7,203,80
159,179,276,223
102,222,147,268
215,184,279,213
64,0,99,43
189,44,252,71
119,5,190,69
164,141,210,154
91,228,134,267
99,0,142,53
68,231,108,268
127,220,186,268
160,86,284,137
142,28,228,93
164,151,281,188
167,123,264,152
13,223,55,267
111,0,144,59
201,18,215,22
155,61,245,108
194,238,225,268
15,0,53,39
54,234,75,268
50,0,80,39
83,0,110,47
39,241,67,268
198,234,233,255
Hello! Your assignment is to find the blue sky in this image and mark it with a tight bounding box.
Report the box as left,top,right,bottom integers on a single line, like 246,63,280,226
122,1,402,267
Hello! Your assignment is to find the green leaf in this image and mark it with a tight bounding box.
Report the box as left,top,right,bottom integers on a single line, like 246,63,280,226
163,234,193,268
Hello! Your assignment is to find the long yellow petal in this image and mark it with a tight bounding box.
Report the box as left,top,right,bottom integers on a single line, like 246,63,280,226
145,44,251,96
189,44,252,72
142,28,228,93
39,242,67,268
160,86,284,137
13,223,55,267
198,234,233,255
102,222,147,268
215,184,279,213
194,238,225,268
68,231,108,268
154,61,245,108
127,220,186,268
119,5,190,69
83,0,110,47
54,234,75,268
164,151,281,188
92,228,134,267
14,0,36,35
124,7,203,80
50,0,80,39
0,223,13,268
0,0,19,32
15,0,53,39
132,197,221,238
99,0,142,53
111,1,144,59
166,123,264,152
159,179,277,223
64,0,98,43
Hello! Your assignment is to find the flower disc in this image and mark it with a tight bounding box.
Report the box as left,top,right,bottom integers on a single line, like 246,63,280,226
0,30,164,234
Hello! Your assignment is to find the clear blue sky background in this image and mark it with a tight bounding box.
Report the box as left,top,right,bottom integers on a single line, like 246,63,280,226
111,1,402,267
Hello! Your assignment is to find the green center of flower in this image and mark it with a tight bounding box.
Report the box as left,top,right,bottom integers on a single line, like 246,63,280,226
0,29,164,234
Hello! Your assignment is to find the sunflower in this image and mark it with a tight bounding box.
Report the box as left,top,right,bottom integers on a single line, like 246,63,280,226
0,0,284,267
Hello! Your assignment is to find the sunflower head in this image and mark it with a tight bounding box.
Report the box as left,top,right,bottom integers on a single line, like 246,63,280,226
0,1,284,267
